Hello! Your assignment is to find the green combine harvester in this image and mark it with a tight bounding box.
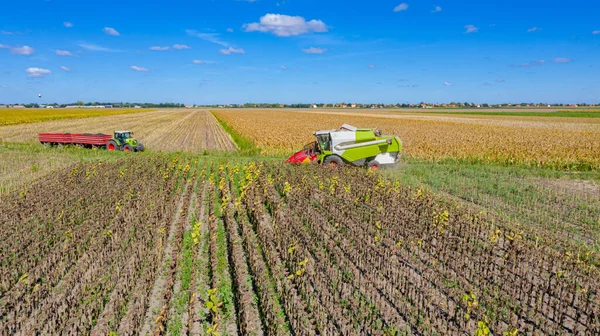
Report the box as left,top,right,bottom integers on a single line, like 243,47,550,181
286,124,402,169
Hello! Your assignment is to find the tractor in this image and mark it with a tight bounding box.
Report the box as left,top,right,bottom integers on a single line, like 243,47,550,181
106,131,145,152
286,124,402,170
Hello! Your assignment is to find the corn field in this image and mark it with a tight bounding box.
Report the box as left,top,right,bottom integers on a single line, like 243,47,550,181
1,156,598,335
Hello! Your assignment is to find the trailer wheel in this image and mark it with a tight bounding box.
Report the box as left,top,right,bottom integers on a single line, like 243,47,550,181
368,160,380,170
323,155,344,168
107,140,118,151
123,144,134,153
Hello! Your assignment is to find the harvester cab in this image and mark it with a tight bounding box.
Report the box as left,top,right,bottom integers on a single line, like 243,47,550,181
107,130,145,152
286,124,402,170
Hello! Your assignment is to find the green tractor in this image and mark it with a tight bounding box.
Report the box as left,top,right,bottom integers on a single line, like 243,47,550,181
286,124,402,170
106,131,145,152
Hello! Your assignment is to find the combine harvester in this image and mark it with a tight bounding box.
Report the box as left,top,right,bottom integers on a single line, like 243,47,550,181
38,130,145,152
286,124,402,169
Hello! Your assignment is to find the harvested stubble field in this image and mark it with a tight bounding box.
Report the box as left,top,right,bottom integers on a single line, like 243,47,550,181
212,109,600,170
0,143,119,195
0,109,236,153
1,156,598,335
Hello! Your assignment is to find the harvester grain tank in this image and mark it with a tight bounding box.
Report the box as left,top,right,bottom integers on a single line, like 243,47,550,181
38,130,145,152
286,124,402,169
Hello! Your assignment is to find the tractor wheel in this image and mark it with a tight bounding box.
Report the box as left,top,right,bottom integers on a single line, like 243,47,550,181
323,155,344,168
107,140,119,151
123,144,134,153
367,160,380,170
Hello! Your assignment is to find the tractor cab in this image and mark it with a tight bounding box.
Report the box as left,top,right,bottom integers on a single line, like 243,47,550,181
114,131,133,140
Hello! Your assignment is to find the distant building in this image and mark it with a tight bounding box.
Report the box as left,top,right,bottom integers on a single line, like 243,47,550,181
134,105,142,109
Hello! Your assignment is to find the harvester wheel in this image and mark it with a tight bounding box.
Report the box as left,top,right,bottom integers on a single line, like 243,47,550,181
107,140,118,151
323,155,344,168
123,144,134,152
368,160,380,170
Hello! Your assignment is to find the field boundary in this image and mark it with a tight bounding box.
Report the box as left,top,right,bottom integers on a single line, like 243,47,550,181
210,110,261,155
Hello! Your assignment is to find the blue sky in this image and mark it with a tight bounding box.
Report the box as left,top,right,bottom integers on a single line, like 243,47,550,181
1,0,599,104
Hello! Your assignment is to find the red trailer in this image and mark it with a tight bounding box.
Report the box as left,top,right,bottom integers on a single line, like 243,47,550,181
38,133,113,148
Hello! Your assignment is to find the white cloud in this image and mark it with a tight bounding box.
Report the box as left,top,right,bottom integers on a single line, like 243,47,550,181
0,85,6,88
1,30,14,35
464,25,479,33
219,47,245,55
393,3,409,12
243,14,328,37
11,46,35,55
592,30,600,35
443,81,453,86
302,47,326,54
103,27,120,36
527,27,541,33
78,43,122,52
553,57,572,63
130,65,148,72
0,44,7,49
64,22,73,28
520,60,545,67
280,65,287,70
186,30,229,47
368,64,376,68
55,49,73,56
150,46,169,51
60,66,71,72
173,44,191,50
432,6,442,12
193,60,204,64
227,28,234,33
26,67,51,78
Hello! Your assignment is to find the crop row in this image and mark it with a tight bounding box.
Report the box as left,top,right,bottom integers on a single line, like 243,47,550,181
2,157,598,335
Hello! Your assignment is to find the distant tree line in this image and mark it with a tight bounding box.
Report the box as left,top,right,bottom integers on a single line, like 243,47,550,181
198,102,600,108
5,101,599,109
16,102,185,108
